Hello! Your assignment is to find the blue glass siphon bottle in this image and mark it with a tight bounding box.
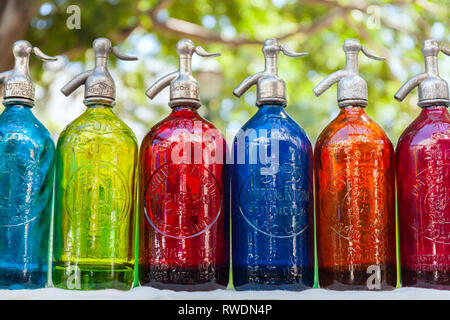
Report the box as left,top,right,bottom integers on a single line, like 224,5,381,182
231,39,314,290
0,41,57,289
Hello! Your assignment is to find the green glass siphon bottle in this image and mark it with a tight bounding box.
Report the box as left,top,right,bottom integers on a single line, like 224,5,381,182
52,38,138,290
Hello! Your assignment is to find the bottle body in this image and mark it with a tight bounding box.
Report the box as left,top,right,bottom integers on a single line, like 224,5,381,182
231,105,314,290
315,106,396,290
139,106,229,291
52,103,137,290
0,103,54,289
397,106,449,289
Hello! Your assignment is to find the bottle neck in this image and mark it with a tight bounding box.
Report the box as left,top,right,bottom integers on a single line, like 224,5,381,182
421,105,447,110
257,104,286,114
419,105,448,120
3,101,33,110
170,105,199,118
83,102,116,118
339,105,366,116
85,101,114,109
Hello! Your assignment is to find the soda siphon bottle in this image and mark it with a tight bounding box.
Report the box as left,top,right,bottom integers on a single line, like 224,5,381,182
231,39,314,290
53,38,138,290
313,39,396,290
0,41,56,289
139,39,229,291
395,40,450,289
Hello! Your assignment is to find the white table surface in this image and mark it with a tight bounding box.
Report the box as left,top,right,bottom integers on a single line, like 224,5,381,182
1,287,449,300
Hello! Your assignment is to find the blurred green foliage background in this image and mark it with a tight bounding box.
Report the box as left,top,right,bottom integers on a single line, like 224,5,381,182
0,0,449,144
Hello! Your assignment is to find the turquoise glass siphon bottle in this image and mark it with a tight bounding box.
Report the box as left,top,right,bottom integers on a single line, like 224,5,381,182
395,40,450,289
231,39,314,290
0,41,57,289
52,38,138,290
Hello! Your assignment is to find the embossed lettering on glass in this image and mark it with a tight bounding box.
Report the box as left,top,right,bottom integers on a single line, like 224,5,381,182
52,38,138,290
0,40,56,289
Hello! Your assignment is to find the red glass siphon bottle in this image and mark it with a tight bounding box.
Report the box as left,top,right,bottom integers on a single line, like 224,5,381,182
313,39,397,290
138,39,229,291
395,39,449,289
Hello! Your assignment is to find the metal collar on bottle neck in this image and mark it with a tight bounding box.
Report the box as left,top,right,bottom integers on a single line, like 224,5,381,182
313,39,385,107
146,39,220,108
395,39,449,107
61,38,137,105
233,38,307,106
0,40,57,106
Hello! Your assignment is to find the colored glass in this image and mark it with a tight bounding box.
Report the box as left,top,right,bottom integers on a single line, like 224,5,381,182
397,106,449,289
52,102,138,290
139,106,229,291
231,104,314,290
0,103,54,289
315,106,397,290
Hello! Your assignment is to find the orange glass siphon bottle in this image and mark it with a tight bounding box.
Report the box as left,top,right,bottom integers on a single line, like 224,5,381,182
313,39,397,290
